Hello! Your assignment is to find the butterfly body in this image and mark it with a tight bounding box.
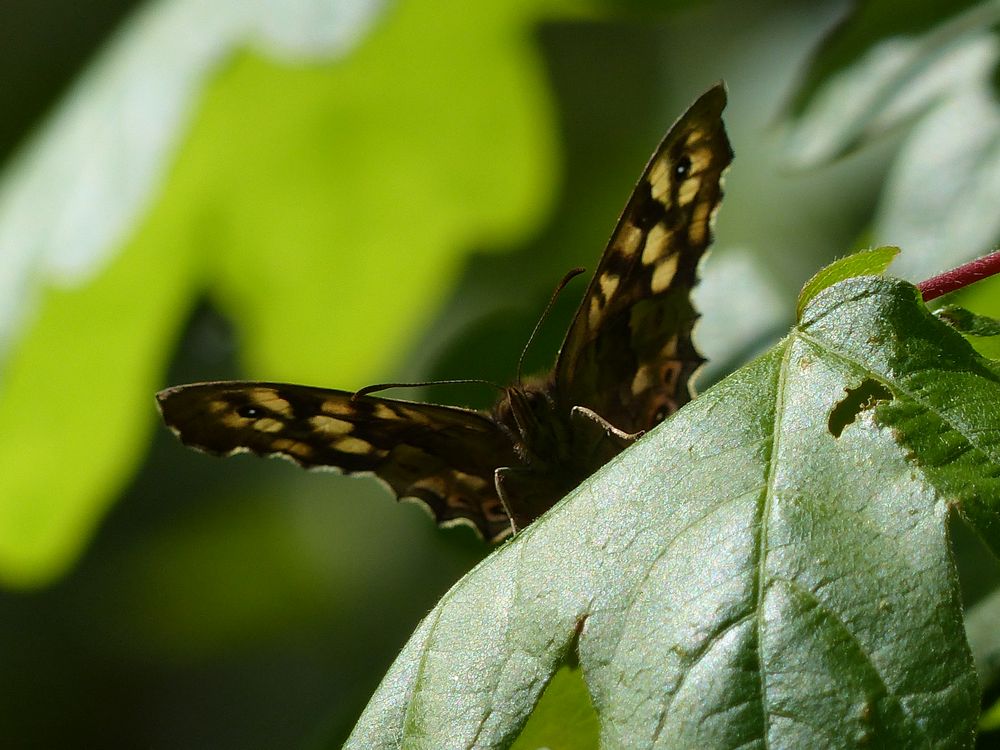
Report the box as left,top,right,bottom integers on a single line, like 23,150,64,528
158,85,733,541
494,382,568,466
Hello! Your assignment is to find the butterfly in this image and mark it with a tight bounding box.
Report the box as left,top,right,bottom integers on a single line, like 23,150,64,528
157,84,733,542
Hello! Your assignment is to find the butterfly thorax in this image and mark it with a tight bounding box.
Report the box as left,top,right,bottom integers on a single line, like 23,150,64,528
493,382,572,468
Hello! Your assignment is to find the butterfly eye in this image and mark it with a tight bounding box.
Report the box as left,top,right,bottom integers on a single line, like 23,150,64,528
673,155,692,179
238,405,263,419
653,406,669,423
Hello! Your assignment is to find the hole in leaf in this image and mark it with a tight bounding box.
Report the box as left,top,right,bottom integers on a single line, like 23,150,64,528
510,664,599,749
828,379,893,438
510,617,599,748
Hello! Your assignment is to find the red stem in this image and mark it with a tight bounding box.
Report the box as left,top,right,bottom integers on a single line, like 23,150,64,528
918,249,1000,301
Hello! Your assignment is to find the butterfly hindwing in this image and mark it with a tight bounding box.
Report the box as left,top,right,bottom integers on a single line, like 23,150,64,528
552,84,732,434
158,86,733,538
157,382,518,540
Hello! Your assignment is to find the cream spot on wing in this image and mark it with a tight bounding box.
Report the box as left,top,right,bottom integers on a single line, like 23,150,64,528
648,157,670,201
614,223,643,257
321,399,353,416
660,334,679,358
631,364,655,395
651,253,680,293
689,201,710,245
688,145,711,175
288,442,314,459
336,436,375,454
398,407,433,426
270,437,314,459
678,175,701,207
641,223,670,265
588,296,603,330
249,389,292,417
412,476,448,498
599,273,620,301
208,399,229,415
222,412,248,429
253,417,284,433
309,415,353,435
373,403,398,420
483,498,509,528
662,361,683,390
453,470,489,491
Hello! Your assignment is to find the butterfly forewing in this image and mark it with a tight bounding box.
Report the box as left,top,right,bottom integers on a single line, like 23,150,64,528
158,85,732,539
552,84,732,434
157,382,518,540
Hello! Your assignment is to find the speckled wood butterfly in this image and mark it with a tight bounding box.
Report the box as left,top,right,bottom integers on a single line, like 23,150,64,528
157,85,732,541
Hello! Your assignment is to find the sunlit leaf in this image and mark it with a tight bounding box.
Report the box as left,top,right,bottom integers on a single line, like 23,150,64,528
795,245,898,319
347,276,996,747
0,0,386,359
0,0,561,586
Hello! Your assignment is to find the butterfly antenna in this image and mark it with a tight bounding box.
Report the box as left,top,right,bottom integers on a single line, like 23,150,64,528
353,379,506,400
516,267,586,385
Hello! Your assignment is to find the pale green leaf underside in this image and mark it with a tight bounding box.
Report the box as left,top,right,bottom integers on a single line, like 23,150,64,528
781,0,1000,167
779,0,1000,279
348,277,999,748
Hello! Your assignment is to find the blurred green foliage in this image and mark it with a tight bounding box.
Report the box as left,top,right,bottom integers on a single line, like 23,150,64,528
0,0,998,746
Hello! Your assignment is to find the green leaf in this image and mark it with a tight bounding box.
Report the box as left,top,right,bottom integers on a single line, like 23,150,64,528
0,0,387,360
781,0,1000,278
950,275,1000,360
782,0,1000,166
983,700,1000,732
347,276,995,747
785,0,988,121
0,0,560,586
873,84,1000,279
796,245,899,320
965,587,1000,700
974,588,1000,733
935,304,1000,336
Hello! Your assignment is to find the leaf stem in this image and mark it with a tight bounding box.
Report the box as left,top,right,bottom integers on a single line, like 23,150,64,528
918,250,1000,301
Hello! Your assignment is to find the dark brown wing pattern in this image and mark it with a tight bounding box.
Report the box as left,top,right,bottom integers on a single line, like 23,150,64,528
552,84,732,434
157,86,733,540
157,382,518,540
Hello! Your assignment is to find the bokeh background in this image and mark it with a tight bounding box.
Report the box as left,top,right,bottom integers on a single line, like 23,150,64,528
2,0,1000,747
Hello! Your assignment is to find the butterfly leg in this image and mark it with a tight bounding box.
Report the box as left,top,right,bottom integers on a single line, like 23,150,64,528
495,467,568,534
571,406,644,444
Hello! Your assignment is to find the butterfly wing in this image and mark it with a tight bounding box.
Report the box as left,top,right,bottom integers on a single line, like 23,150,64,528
157,381,519,540
552,84,733,434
